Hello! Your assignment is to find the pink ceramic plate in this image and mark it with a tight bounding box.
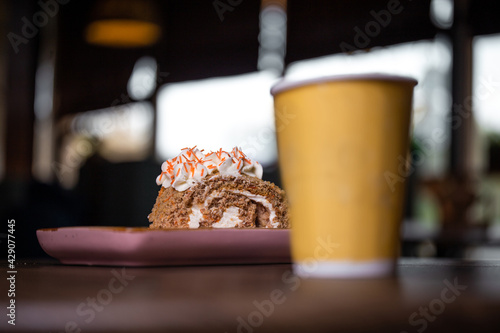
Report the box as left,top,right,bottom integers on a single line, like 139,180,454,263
36,227,291,266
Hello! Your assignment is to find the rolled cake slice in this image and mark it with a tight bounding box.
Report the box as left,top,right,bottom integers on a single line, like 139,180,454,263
148,147,289,229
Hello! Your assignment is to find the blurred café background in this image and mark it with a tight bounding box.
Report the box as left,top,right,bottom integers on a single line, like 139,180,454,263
1,0,500,259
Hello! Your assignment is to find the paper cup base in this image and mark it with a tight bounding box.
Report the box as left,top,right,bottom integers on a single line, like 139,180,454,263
293,259,395,278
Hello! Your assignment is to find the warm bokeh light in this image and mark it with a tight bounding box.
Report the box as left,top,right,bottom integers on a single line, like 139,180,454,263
85,19,161,48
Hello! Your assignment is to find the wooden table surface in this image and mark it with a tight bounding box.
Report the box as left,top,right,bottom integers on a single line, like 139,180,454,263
2,258,500,333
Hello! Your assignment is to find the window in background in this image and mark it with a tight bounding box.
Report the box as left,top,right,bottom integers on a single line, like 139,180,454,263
473,34,500,134
56,102,154,188
155,71,279,167
52,56,157,189
155,2,286,169
473,33,500,227
258,4,287,74
127,56,157,100
32,60,55,183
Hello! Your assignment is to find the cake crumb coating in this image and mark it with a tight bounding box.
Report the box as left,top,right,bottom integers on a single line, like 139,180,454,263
148,174,289,229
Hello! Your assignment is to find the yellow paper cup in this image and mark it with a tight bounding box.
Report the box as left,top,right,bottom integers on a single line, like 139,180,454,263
271,74,417,278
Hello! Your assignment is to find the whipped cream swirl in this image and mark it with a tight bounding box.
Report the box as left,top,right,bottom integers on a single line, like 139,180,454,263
156,147,263,191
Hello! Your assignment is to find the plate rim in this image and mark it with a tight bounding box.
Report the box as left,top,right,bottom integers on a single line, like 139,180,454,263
36,226,290,233
36,226,291,266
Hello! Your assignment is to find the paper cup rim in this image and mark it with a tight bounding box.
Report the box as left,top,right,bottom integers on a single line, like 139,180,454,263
270,73,418,96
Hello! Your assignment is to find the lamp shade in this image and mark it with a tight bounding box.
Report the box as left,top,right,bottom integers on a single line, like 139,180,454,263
85,0,161,48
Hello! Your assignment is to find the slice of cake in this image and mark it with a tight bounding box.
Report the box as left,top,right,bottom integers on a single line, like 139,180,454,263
148,147,289,229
